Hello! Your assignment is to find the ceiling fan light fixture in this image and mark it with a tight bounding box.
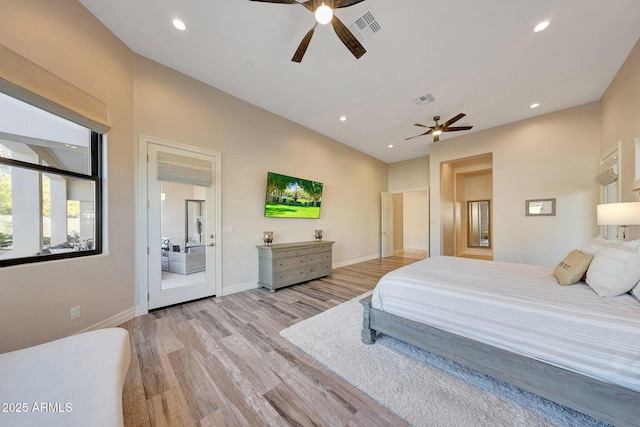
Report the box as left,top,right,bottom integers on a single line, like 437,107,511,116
315,3,333,25
432,129,442,136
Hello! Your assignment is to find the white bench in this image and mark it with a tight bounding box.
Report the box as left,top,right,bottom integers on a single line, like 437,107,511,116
0,328,131,426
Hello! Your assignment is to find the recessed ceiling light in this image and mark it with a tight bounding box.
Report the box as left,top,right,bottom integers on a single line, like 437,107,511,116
530,102,540,109
388,144,394,148
173,19,186,31
339,116,347,122
534,21,549,32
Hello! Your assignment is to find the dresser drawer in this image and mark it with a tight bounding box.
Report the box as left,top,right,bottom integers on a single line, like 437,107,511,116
257,241,334,292
276,245,328,258
273,256,306,271
307,262,332,278
306,252,331,265
274,268,307,287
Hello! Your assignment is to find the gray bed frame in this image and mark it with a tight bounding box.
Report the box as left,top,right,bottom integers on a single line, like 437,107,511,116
360,295,640,427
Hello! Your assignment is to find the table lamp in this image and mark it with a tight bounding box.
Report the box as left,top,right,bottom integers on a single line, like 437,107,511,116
596,202,640,241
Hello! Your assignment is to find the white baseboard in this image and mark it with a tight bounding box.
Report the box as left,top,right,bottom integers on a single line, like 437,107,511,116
333,254,379,269
221,255,380,296
74,307,137,335
222,281,259,296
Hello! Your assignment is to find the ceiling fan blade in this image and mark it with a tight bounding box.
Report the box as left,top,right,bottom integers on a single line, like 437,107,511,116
300,0,315,12
434,134,440,143
249,0,315,12
405,130,433,140
292,25,317,63
413,123,436,129
443,113,465,128
445,126,473,132
331,15,366,59
333,0,367,8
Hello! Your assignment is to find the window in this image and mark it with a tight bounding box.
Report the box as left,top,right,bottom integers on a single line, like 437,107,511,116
0,92,102,266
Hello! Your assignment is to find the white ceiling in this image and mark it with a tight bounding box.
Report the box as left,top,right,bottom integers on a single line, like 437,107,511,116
78,0,640,164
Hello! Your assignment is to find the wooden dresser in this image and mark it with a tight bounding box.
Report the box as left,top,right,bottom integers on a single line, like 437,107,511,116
256,240,334,292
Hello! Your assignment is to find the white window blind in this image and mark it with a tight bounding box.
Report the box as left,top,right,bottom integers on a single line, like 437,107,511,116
0,44,110,134
157,151,213,187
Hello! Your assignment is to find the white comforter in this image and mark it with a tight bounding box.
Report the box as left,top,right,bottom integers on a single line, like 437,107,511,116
371,256,640,393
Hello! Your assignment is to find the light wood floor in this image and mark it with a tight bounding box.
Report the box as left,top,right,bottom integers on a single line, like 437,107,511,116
120,252,426,426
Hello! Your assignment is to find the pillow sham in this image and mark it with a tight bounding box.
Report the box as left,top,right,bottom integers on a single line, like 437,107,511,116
586,244,640,297
580,236,620,256
553,250,593,285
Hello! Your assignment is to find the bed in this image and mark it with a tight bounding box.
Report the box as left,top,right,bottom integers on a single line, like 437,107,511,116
360,255,640,427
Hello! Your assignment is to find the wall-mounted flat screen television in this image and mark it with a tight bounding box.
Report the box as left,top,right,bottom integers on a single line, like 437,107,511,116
264,172,323,219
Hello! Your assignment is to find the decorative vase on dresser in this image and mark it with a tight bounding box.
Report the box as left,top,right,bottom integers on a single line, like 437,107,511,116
256,240,334,292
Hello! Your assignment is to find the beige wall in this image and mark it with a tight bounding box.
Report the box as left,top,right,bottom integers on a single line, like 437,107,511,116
0,0,135,352
403,190,429,251
600,38,640,240
392,194,404,253
430,103,601,265
388,155,429,192
133,56,388,291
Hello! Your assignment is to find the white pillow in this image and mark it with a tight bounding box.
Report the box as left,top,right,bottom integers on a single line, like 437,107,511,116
586,244,640,296
580,236,620,256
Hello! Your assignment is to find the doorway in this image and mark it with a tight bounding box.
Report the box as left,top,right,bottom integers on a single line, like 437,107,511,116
138,136,222,312
381,190,429,259
440,154,493,259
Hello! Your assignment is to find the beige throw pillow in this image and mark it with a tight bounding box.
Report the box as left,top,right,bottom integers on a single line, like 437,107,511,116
554,250,593,285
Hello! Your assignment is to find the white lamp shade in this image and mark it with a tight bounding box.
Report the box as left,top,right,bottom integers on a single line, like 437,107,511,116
596,202,640,225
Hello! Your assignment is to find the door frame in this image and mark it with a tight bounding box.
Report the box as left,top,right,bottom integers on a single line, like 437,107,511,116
136,134,222,315
381,192,394,258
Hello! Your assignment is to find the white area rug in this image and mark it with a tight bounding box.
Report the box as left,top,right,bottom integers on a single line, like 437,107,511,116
280,292,609,427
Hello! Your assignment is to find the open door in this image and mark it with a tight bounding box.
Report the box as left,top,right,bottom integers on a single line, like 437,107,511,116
381,192,394,258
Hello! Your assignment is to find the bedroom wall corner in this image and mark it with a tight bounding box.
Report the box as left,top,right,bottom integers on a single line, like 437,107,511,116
600,38,640,240
429,103,600,266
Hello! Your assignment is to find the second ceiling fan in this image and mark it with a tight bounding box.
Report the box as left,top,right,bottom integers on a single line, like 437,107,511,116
249,0,367,62
406,113,473,142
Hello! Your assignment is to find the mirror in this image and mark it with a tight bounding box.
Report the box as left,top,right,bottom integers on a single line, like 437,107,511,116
185,199,204,248
525,198,556,216
468,200,490,248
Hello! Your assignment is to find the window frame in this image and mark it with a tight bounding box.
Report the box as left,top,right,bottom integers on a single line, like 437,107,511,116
0,131,103,267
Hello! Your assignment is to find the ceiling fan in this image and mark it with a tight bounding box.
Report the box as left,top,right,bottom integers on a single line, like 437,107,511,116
249,0,367,63
406,114,473,142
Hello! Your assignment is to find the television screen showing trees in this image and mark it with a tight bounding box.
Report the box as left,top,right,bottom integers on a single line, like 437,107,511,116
264,172,323,219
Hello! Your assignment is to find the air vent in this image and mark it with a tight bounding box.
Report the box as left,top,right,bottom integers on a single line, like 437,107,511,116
349,10,381,44
414,93,436,106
